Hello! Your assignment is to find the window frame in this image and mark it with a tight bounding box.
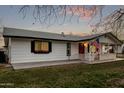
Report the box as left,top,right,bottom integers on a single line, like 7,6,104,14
31,40,52,54
67,42,71,56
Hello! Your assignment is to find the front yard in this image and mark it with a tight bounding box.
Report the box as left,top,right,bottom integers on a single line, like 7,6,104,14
0,60,124,87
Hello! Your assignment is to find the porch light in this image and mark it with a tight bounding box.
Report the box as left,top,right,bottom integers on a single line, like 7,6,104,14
84,42,88,48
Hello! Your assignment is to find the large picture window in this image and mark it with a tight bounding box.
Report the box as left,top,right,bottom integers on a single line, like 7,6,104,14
31,40,52,53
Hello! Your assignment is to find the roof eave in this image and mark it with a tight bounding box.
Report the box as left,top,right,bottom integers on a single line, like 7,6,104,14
3,35,78,42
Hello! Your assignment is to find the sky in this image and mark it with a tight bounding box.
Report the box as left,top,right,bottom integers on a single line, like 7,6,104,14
0,5,123,35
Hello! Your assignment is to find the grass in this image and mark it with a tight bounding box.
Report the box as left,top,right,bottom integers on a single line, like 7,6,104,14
0,61,124,87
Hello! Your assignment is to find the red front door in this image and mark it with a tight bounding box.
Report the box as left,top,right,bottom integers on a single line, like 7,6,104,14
79,43,85,54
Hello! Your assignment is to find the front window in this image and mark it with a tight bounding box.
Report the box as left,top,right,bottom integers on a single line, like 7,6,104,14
102,45,114,54
31,40,51,53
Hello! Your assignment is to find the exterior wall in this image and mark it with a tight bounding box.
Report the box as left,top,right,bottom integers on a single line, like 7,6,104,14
98,35,123,53
70,42,79,59
99,35,117,44
8,34,121,64
10,38,79,63
99,36,117,60
117,44,124,53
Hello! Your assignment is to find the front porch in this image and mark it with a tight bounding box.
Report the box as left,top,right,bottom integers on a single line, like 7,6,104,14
79,53,116,63
78,37,118,62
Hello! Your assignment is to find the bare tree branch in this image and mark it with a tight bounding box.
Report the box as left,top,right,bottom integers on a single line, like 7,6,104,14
18,5,103,26
93,8,124,38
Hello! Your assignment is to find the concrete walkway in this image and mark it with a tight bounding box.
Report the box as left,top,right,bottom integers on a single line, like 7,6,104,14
12,58,124,70
12,59,83,69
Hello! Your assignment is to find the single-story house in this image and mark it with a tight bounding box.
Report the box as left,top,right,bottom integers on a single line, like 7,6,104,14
1,27,123,68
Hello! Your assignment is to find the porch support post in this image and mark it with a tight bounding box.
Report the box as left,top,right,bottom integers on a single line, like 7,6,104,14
8,37,11,63
89,41,91,54
88,41,92,62
107,43,109,54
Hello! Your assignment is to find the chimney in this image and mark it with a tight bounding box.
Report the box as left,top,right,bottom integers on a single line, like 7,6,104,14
61,32,65,37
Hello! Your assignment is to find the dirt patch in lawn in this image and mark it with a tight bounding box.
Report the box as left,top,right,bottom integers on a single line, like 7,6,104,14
107,78,124,87
0,64,11,69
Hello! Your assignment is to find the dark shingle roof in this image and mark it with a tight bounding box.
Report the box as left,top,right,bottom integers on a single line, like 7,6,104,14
3,27,82,41
3,27,122,44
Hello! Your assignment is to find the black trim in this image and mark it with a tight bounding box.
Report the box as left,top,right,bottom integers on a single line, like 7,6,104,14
3,35,77,42
33,51,50,54
78,32,122,44
49,42,52,52
31,41,34,53
107,33,123,44
88,44,89,53
3,35,99,42
3,32,123,44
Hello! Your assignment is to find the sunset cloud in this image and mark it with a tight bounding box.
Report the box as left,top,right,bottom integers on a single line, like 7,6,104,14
65,6,98,20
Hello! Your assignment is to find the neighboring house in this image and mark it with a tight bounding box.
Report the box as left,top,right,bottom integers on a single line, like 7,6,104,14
2,27,122,68
116,31,124,53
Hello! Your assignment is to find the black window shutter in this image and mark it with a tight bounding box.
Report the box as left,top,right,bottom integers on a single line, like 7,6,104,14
67,43,71,56
49,42,52,52
31,41,34,53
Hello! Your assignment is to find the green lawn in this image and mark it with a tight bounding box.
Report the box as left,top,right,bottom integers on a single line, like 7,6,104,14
0,61,124,88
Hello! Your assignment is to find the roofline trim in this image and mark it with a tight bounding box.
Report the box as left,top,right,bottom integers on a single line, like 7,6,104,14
78,32,123,44
3,32,123,44
3,35,78,42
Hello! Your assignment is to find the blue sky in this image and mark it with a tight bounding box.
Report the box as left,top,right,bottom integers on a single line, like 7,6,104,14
0,5,122,35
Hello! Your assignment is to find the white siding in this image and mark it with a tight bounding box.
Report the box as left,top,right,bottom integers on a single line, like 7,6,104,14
10,38,79,63
99,36,117,44
70,42,79,59
99,36,122,53
117,44,124,53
